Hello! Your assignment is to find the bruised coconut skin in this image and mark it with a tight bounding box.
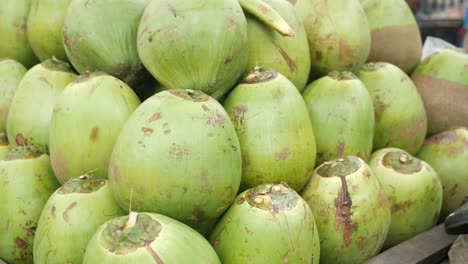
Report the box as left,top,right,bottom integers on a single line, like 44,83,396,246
417,127,468,220
223,67,316,192
137,0,248,100
62,0,151,87
33,175,125,264
0,59,27,133
290,0,371,77
301,156,391,264
302,72,375,166
245,0,310,91
108,89,241,235
49,72,141,184
0,147,60,264
0,0,39,68
360,0,422,73
0,133,10,159
82,213,221,263
7,58,77,152
27,0,71,62
209,183,320,264
411,48,468,135
369,148,442,249
356,62,427,154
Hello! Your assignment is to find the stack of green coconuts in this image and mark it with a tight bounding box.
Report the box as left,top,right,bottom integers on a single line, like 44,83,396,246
0,0,467,263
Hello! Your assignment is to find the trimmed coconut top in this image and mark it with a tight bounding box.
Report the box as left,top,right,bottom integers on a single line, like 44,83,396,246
58,172,106,194
244,183,298,212
3,146,44,161
169,89,210,102
99,213,162,254
327,71,357,81
0,132,8,146
382,150,422,174
41,57,74,73
360,62,387,71
317,156,361,178
242,66,278,84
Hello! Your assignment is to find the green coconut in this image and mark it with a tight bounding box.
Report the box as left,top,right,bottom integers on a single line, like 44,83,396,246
62,0,151,87
82,212,220,263
223,67,316,192
209,183,320,263
301,156,391,263
137,0,295,99
368,148,442,248
136,0,247,99
0,59,27,133
0,147,60,264
0,133,10,159
411,48,468,135
7,58,77,152
0,0,39,68
290,0,371,77
49,72,140,184
360,0,422,73
245,0,310,91
302,71,375,165
417,127,468,220
27,0,72,62
108,89,241,235
356,62,427,154
33,174,125,264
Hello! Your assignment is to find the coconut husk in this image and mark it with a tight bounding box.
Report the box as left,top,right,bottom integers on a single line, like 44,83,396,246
367,24,422,73
412,74,468,135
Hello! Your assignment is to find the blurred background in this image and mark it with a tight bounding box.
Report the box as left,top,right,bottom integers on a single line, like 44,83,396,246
406,0,468,46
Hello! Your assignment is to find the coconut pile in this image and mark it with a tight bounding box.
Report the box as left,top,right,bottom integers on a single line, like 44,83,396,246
0,0,467,263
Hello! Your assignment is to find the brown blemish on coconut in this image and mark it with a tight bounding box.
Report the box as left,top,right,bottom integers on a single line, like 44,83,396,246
15,133,28,147
232,105,248,129
259,3,270,13
168,143,190,160
62,202,78,223
167,2,183,18
277,46,297,73
190,208,206,222
206,111,226,127
316,51,323,61
15,237,28,250
141,127,154,136
51,206,56,218
89,126,99,142
338,40,354,61
163,130,171,134
148,113,161,122
399,115,427,141
274,149,290,161
145,245,164,264
391,200,414,214
228,19,237,32
38,76,53,87
374,97,390,123
448,184,458,197
337,141,345,157
334,176,354,247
